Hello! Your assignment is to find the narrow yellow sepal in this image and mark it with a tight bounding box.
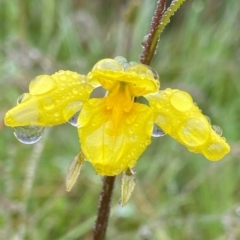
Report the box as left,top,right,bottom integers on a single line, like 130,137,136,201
4,71,94,127
120,168,136,206
146,89,230,160
66,151,85,192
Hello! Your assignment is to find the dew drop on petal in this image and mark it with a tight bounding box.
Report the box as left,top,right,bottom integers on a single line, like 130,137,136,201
170,91,193,112
68,111,80,127
13,126,45,144
43,98,54,110
145,139,151,146
178,116,209,147
152,124,165,137
29,75,57,95
212,125,223,136
92,59,124,71
17,94,25,104
114,56,127,63
72,88,78,95
122,62,131,69
129,61,138,65
150,67,159,80
205,115,211,124
17,93,30,104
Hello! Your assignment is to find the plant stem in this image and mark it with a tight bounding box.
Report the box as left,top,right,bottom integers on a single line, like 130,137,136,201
140,0,187,64
91,176,116,240
139,0,166,64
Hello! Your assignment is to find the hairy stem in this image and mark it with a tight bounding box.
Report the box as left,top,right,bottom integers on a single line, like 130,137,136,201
140,0,186,64
91,176,116,240
139,0,166,64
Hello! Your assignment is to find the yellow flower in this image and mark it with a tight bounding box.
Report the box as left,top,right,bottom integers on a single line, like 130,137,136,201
4,58,230,176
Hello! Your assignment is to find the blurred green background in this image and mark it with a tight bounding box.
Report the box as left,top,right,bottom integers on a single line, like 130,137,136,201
0,0,240,239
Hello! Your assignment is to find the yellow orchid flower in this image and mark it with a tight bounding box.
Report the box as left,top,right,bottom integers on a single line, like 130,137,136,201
4,57,230,176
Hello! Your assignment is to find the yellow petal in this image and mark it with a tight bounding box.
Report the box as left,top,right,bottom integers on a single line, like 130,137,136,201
78,99,153,176
146,89,230,160
4,71,94,127
87,59,159,96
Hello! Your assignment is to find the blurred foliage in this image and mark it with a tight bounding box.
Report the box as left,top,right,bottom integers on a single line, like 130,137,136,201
0,0,240,239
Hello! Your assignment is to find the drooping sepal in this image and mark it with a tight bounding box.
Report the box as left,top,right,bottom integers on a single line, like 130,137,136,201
66,151,85,192
4,71,94,127
120,168,136,206
146,89,230,160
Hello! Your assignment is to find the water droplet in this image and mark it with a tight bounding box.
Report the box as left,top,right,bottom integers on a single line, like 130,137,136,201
72,88,78,94
170,91,193,111
212,125,223,136
152,124,165,137
145,139,151,146
43,98,54,110
17,93,31,104
141,34,149,48
129,61,138,65
114,56,127,63
68,111,80,127
17,94,25,104
148,66,159,80
122,62,131,69
205,115,211,123
178,116,209,146
86,84,93,93
29,75,57,95
92,59,124,71
13,126,44,144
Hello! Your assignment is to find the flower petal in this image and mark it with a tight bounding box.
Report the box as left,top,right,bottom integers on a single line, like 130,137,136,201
87,59,159,96
146,89,230,160
78,98,154,176
4,71,94,127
